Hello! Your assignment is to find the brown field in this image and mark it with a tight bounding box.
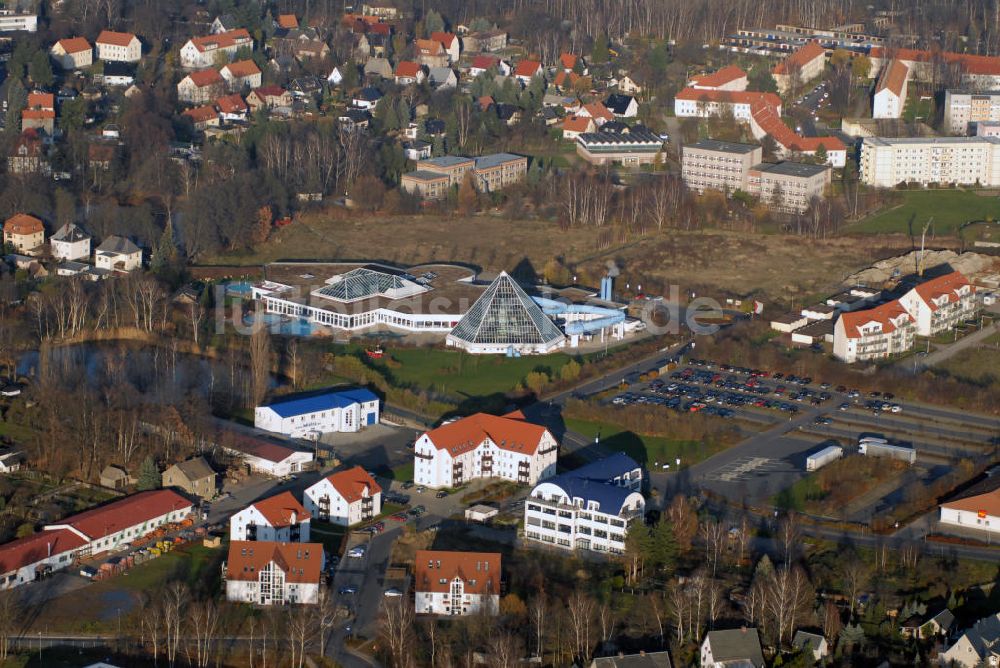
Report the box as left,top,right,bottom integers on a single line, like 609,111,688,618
207,212,919,303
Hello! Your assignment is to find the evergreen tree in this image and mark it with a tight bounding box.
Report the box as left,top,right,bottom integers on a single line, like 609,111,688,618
424,9,445,34
592,34,610,64
5,79,26,132
526,157,544,184
650,520,678,575
814,143,828,165
136,457,160,491
150,223,180,280
28,50,53,88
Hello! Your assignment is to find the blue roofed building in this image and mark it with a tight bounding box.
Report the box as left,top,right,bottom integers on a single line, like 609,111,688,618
524,452,644,555
254,387,380,437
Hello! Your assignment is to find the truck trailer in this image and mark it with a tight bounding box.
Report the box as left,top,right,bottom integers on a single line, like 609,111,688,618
858,438,916,464
806,445,844,471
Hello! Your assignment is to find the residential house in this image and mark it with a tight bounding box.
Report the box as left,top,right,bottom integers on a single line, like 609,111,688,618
0,449,24,474
901,609,955,639
3,214,44,255
327,66,345,86
50,223,91,261
688,65,748,91
96,30,141,62
524,452,643,555
351,87,383,111
605,93,638,118
183,104,220,130
562,114,596,139
772,41,827,93
94,235,142,272
413,411,558,489
898,271,978,336
363,57,393,80
99,465,131,490
403,140,432,161
224,541,324,605
700,628,765,667
463,30,507,53
303,466,381,526
414,550,500,615
430,31,460,62
938,612,1000,668
220,59,262,91
179,29,253,69
50,37,93,70
559,53,585,73
177,69,225,105
87,138,118,172
219,432,314,477
579,101,614,126
288,76,323,99
428,67,457,89
255,388,380,437
618,75,644,94
590,651,672,668
216,93,248,121
101,62,136,87
939,481,1000,536
469,55,501,78
7,131,45,175
553,70,582,92
21,92,55,134
161,457,217,500
415,39,448,68
247,86,292,111
513,59,543,85
211,14,239,34
832,300,915,363
873,59,909,119
792,631,829,662
230,491,310,542
394,61,424,85
293,39,329,62
277,14,298,29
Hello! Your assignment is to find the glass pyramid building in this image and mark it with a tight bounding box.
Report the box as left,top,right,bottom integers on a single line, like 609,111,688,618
446,272,566,354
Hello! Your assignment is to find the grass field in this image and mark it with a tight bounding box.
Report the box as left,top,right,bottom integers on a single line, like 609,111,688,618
936,346,1000,386
902,91,933,123
564,417,723,467
852,190,1000,236
389,461,414,482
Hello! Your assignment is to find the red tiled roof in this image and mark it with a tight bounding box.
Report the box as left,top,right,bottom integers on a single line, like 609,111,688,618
226,541,323,583
395,60,420,77
224,432,301,464
839,300,912,339
0,528,88,576
189,29,252,53
773,40,826,75
430,31,457,49
559,53,578,70
415,550,501,595
871,47,1000,76
582,101,613,121
96,30,137,47
183,105,218,123
471,55,498,70
876,59,909,97
415,39,443,55
223,59,260,78
4,213,44,236
277,14,298,29
554,70,580,88
21,109,55,120
911,271,974,312
689,65,747,89
675,87,782,108
216,93,248,113
187,68,224,87
324,466,381,503
57,37,92,54
563,114,594,133
250,491,310,527
941,487,1000,517
422,412,549,457
514,60,541,78
54,490,193,540
26,93,54,110
252,85,287,99
478,95,494,110
370,23,391,36
747,95,845,153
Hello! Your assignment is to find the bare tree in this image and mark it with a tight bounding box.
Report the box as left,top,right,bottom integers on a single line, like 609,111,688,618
701,519,727,578
249,320,271,409
566,590,596,663
161,581,189,667
488,628,524,668
529,592,547,659
379,596,415,668
287,603,316,668
838,556,871,617
0,589,21,662
185,599,220,668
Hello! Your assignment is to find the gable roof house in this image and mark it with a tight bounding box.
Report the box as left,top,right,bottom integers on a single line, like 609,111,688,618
94,235,142,272
772,41,827,93
303,465,382,526
51,222,91,261
21,92,55,134
873,59,910,119
363,57,393,80
229,491,311,542
938,612,1000,668
183,104,220,130
50,37,93,70
562,114,596,139
216,93,248,120
162,457,217,499
513,59,543,85
394,60,424,85
700,628,765,668
179,29,253,69
96,30,141,63
605,93,639,118
3,213,45,255
688,65,748,92
833,299,915,363
590,651,671,668
177,69,225,104
414,550,501,615
247,85,292,112
220,59,262,91
430,31,460,62
579,101,615,126
428,67,457,90
415,38,448,68
211,14,239,34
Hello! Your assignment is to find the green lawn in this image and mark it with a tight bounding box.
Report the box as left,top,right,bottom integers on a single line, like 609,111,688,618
937,346,1000,386
111,543,222,593
389,461,414,482
773,475,826,512
0,421,36,443
902,91,933,123
564,418,722,468
310,520,347,554
852,190,1000,235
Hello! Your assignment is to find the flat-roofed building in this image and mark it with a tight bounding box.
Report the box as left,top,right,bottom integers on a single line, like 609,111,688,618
575,126,664,166
400,170,451,199
401,153,527,199
681,140,762,194
944,89,1000,135
748,161,831,213
472,153,527,192
860,136,1000,187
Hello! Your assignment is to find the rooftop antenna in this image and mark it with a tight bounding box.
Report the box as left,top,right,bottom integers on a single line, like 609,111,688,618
918,218,934,277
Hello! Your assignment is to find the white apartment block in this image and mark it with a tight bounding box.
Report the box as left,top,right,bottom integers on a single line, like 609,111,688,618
413,412,558,489
414,550,500,615
833,300,915,363
229,491,311,542
524,453,644,555
747,162,831,213
0,11,37,32
944,90,1000,135
303,466,381,527
225,541,323,605
898,271,978,336
860,136,1000,187
179,29,253,69
681,140,763,194
96,31,142,62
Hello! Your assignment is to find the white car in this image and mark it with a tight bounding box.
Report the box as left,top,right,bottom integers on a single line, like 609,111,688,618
384,588,403,597
347,546,366,558
890,404,902,413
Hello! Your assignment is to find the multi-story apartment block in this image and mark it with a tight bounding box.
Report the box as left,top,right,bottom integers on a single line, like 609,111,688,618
401,154,527,199
179,29,253,69
413,412,558,489
524,453,645,555
229,491,311,542
472,153,527,192
414,550,500,615
0,11,37,32
50,37,93,70
833,300,915,363
898,271,978,336
681,140,763,194
747,161,831,213
943,90,1000,135
303,466,381,526
224,541,323,605
96,30,142,62
860,136,1000,187
772,41,826,93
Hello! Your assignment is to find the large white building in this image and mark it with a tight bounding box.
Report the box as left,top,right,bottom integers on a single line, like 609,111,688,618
414,550,500,615
873,59,909,119
414,412,558,489
524,452,644,555
0,490,193,589
96,30,142,62
939,484,999,535
51,223,91,261
833,300,915,363
772,41,826,93
179,29,253,69
944,90,1000,135
0,11,37,32
254,388,379,438
225,540,324,605
898,271,978,336
303,466,381,527
219,432,314,477
860,136,1000,187
229,491,311,542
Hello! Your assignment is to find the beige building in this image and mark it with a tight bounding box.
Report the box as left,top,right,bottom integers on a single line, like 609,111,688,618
162,457,217,500
748,162,831,213
681,139,762,194
943,89,1000,135
3,213,44,254
471,153,527,192
400,171,451,199
177,69,226,104
96,30,141,62
772,41,826,93
401,154,526,199
860,136,1000,187
575,126,664,166
50,37,93,70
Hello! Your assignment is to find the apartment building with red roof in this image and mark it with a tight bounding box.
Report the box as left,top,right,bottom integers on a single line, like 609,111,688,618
229,491,311,542
179,29,253,69
688,65,748,92
220,59,262,90
50,37,93,70
177,68,225,104
225,540,324,605
833,300,915,362
772,41,826,93
303,465,381,526
873,59,909,119
898,270,978,336
870,47,1000,89
414,550,501,615
96,30,141,62
414,412,558,489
